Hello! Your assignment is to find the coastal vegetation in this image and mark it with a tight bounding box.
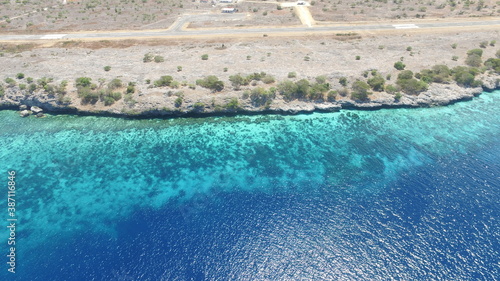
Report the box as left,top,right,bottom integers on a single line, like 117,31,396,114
1,46,499,115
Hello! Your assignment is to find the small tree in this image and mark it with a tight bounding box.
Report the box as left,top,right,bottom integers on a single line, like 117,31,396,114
367,75,385,91
465,54,482,67
224,98,240,111
76,77,92,88
108,78,122,89
196,75,224,91
229,74,244,90
351,80,371,101
154,76,174,87
467,49,483,57
394,61,406,70
174,96,183,107
339,77,348,86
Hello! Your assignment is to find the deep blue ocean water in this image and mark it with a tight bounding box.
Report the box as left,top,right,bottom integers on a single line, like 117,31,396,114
0,91,499,280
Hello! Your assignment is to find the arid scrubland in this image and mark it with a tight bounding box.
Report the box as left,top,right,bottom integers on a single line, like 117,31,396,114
1,0,499,32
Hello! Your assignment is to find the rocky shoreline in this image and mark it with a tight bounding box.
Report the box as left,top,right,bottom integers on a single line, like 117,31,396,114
0,74,498,119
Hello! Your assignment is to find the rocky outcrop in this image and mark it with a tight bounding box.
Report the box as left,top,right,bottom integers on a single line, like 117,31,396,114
0,76,498,118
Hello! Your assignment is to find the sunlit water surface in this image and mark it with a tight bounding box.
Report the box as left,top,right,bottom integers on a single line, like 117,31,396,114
0,91,499,280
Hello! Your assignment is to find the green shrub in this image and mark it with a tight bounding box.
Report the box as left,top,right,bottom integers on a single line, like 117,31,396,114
338,88,349,97
490,40,496,46
154,76,173,87
229,74,245,90
76,77,92,88
479,41,488,48
394,92,402,101
485,58,500,73
452,55,459,61
193,102,205,111
452,66,481,86
0,85,4,98
295,79,310,99
451,43,457,49
38,77,53,87
19,83,26,90
201,54,209,60
262,75,276,84
246,72,266,81
355,55,360,60
108,78,123,89
250,87,275,106
351,80,371,101
28,83,37,93
397,70,414,80
78,87,99,104
465,54,482,67
224,98,240,110
26,77,33,84
102,91,122,106
154,55,164,63
406,46,412,51
177,66,182,72
367,75,385,91
170,81,180,89
277,80,298,100
308,82,329,101
287,72,297,78
5,78,16,87
327,90,337,102
385,84,400,95
174,96,183,107
126,84,135,94
104,66,111,72
196,75,224,91
143,53,154,62
315,75,327,84
496,49,500,58
396,78,428,95
16,73,24,79
339,77,348,86
467,49,483,57
394,61,406,70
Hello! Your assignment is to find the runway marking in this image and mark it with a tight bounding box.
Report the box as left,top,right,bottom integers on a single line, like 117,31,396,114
392,24,419,29
40,34,67,39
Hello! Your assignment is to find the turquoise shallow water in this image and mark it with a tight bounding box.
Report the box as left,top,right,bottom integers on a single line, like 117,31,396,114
0,91,499,280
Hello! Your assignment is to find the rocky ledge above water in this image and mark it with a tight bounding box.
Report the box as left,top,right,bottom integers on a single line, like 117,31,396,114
0,74,498,118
